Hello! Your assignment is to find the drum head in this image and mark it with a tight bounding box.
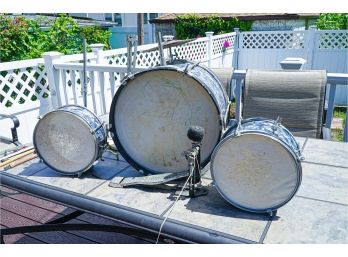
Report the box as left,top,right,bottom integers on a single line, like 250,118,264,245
211,133,300,212
112,69,221,173
34,111,97,174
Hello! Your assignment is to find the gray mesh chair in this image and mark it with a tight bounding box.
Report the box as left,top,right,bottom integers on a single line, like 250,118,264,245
242,69,327,138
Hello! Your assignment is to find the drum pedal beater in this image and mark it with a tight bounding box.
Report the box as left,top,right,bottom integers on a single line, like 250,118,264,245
175,126,209,198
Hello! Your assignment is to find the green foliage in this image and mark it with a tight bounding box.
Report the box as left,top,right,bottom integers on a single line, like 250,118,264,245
0,15,31,62
80,25,111,50
175,14,252,39
0,14,111,62
316,13,348,30
46,14,82,55
27,18,50,59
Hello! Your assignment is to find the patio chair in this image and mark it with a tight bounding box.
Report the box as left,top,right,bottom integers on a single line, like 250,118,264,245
242,69,327,138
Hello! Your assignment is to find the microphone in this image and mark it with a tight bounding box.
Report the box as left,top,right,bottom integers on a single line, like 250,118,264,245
187,126,205,143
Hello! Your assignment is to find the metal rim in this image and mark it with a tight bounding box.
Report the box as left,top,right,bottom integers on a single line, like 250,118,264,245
33,105,105,176
224,117,302,155
210,130,302,213
109,67,229,174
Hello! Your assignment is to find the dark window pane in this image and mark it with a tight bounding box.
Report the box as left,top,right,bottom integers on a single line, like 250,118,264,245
114,13,122,26
143,13,148,24
149,13,158,20
105,13,113,21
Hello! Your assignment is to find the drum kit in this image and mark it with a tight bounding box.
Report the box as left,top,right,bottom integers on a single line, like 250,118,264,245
33,38,304,214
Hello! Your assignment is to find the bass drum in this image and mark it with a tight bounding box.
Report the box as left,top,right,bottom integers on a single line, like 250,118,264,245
211,118,303,213
33,105,107,176
109,63,229,174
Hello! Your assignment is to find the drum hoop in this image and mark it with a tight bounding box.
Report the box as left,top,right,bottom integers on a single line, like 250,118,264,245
170,60,230,103
210,130,302,213
196,64,230,105
224,117,301,155
109,67,227,174
33,105,104,175
186,65,230,128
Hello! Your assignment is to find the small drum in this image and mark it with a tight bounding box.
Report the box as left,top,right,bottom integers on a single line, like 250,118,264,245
33,105,107,176
211,118,303,213
109,63,229,174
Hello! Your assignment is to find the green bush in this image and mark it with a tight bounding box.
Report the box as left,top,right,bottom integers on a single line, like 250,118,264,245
80,25,111,50
46,14,82,55
0,16,31,62
0,14,111,62
175,14,252,39
316,13,348,30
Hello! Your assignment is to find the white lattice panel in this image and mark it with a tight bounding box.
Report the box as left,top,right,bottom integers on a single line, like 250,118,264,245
173,40,208,61
107,54,128,66
136,51,161,67
213,35,236,55
242,32,305,49
319,32,348,49
106,51,160,67
0,66,49,107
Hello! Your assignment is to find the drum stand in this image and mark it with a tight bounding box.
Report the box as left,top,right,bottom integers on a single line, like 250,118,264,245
175,126,209,198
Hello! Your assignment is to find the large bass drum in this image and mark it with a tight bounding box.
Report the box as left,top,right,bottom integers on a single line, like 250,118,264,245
109,63,229,174
33,105,107,176
211,118,303,213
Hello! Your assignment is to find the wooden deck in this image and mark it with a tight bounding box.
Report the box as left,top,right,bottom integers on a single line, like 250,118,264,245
1,136,347,243
0,186,150,243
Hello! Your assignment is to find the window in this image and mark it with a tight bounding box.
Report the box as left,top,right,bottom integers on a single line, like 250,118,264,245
114,13,122,26
149,13,158,20
143,13,148,24
105,13,113,21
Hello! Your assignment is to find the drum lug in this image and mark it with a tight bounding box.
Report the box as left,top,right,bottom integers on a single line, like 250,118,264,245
271,116,282,133
120,75,133,86
126,74,135,80
91,122,104,134
275,116,282,125
234,130,241,137
234,120,242,137
182,62,200,74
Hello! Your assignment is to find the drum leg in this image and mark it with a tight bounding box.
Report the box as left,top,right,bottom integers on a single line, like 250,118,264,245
268,209,277,217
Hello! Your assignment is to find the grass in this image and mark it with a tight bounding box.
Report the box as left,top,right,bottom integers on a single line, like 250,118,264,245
331,107,347,142
331,129,344,142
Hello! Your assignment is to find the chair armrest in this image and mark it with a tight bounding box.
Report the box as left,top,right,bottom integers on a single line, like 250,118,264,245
0,113,20,144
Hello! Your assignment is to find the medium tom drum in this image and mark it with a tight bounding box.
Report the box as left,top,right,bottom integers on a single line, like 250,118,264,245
33,105,107,176
211,118,303,213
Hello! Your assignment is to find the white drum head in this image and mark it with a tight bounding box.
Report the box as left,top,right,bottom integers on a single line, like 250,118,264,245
114,70,221,173
211,133,299,212
34,111,97,174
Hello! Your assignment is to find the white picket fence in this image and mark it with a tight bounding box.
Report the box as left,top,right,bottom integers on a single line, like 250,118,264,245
0,29,347,144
